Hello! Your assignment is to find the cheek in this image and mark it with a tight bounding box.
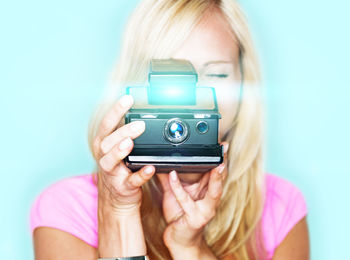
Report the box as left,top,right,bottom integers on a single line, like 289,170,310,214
215,82,241,136
215,80,241,104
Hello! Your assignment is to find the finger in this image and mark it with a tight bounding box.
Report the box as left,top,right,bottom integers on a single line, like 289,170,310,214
198,171,210,190
169,170,197,216
203,163,225,209
97,95,134,141
126,165,156,188
188,172,210,200
93,95,134,160
100,120,145,154
99,137,134,172
198,186,208,200
220,141,229,180
183,172,210,200
157,174,172,193
221,141,229,155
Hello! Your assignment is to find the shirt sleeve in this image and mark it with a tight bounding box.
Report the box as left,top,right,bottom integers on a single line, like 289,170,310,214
273,176,308,248
29,176,98,248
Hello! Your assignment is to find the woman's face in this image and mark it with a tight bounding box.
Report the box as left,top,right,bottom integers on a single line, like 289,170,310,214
172,8,241,140
168,8,241,184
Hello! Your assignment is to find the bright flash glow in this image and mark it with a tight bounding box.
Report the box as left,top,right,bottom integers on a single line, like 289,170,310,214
165,86,183,97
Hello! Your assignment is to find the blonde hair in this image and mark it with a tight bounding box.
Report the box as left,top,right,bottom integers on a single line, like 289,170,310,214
88,0,267,259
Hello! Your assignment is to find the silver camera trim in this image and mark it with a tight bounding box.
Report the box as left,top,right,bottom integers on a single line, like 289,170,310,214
164,118,189,144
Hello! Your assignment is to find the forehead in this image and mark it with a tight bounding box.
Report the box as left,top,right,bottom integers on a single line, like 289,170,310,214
172,8,239,70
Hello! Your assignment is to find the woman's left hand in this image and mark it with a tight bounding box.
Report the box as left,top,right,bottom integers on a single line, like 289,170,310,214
157,142,228,258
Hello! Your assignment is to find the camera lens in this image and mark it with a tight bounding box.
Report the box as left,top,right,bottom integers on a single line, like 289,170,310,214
196,121,209,134
164,118,189,144
169,122,184,138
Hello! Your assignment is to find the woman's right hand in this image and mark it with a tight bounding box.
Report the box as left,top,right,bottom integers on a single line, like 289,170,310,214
93,94,156,215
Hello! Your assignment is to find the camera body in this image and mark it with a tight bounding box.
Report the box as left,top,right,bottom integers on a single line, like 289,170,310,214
124,59,223,173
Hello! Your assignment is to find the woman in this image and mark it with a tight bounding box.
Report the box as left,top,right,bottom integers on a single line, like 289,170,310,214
30,0,310,259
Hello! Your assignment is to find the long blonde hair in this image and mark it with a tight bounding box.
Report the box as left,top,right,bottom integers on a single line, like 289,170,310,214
87,0,266,259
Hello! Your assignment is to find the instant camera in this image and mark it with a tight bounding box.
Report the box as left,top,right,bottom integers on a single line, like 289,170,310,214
124,59,224,173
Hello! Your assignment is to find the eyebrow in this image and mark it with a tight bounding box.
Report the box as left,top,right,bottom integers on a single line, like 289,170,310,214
201,60,234,69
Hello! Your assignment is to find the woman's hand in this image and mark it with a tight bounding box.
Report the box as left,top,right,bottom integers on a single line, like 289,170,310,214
157,142,228,259
94,94,157,257
93,94,156,214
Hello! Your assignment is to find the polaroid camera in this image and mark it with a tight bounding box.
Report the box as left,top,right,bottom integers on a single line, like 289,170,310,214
124,59,224,173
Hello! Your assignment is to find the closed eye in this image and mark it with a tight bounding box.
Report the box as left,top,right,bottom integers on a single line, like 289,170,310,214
205,73,229,78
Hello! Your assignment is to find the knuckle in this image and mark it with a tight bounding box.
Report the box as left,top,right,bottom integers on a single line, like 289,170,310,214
217,189,223,198
117,187,133,197
101,118,114,132
178,193,190,204
191,218,205,229
116,99,130,111
210,188,223,200
207,209,216,221
117,145,131,159
138,171,148,181
116,125,128,138
200,212,213,225
201,207,212,218
110,147,122,162
99,157,111,172
116,143,131,161
128,174,139,185
100,141,107,154
93,137,101,154
117,102,126,111
93,136,99,148
132,174,146,187
100,136,113,154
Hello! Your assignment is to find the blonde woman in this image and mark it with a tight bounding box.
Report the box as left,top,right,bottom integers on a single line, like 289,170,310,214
30,0,310,259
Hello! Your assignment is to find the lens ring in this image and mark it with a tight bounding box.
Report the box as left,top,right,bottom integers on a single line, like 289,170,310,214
196,121,209,134
164,118,189,144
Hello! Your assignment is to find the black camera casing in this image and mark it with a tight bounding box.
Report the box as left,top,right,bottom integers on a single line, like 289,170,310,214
123,59,224,173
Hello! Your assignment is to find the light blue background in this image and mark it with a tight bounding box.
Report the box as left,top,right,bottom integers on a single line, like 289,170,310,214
0,0,348,259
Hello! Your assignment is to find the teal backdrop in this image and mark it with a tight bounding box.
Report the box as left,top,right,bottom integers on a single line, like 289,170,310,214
1,0,348,259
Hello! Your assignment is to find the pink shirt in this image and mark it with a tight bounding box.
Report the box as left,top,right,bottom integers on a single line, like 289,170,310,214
28,173,307,259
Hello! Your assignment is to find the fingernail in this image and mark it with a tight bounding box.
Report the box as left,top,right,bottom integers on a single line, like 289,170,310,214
130,120,145,133
119,95,133,108
144,166,153,174
223,143,229,153
119,137,132,150
218,164,225,174
170,170,177,181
